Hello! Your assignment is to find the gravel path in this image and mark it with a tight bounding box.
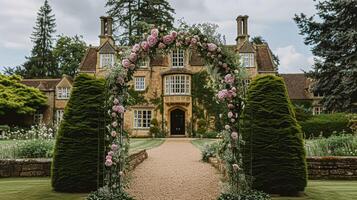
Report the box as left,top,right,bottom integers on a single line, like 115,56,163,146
127,138,221,200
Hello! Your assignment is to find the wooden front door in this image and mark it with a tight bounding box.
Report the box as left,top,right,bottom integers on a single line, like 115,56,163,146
170,109,185,135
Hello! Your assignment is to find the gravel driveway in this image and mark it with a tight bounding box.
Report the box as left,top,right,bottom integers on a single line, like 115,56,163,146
127,138,221,200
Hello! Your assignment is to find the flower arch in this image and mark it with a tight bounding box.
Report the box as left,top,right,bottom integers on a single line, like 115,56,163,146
103,25,248,196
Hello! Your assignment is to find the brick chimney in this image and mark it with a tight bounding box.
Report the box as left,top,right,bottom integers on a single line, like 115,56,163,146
99,16,114,46
236,15,249,46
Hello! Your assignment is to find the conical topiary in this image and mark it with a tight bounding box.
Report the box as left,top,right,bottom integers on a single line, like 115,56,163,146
51,74,106,192
242,75,307,195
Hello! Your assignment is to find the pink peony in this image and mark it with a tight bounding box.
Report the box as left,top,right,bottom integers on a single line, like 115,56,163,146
112,121,118,127
217,89,228,100
158,42,166,49
232,164,240,171
225,125,230,130
122,59,131,69
132,44,140,52
228,111,234,118
224,74,235,84
147,35,158,47
113,98,119,105
163,35,174,44
108,151,114,156
231,131,238,140
112,105,125,114
111,131,117,137
105,159,113,167
111,144,118,151
151,28,159,37
141,41,149,51
207,43,217,52
106,155,112,160
171,31,177,38
129,53,137,62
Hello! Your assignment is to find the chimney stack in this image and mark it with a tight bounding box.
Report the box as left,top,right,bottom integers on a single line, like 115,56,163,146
236,15,249,45
99,16,114,45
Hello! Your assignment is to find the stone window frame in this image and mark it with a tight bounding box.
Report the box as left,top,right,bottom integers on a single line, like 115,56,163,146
164,74,190,95
57,87,71,99
134,76,145,91
56,109,65,124
171,49,185,68
239,53,254,67
133,109,152,129
33,111,43,124
100,53,115,68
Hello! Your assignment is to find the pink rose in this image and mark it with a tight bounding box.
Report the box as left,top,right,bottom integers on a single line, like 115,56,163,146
207,43,217,52
217,89,228,100
108,151,114,156
112,121,118,127
113,105,125,113
129,53,137,62
105,159,113,167
132,44,140,52
171,31,177,38
111,131,117,137
231,87,237,92
111,144,118,151
228,111,234,118
224,74,235,84
163,35,174,44
231,132,238,140
158,42,166,49
122,59,131,69
141,41,149,51
106,155,112,160
147,35,158,47
151,28,159,37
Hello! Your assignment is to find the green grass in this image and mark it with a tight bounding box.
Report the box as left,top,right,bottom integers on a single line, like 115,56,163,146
129,138,165,154
191,139,219,151
0,178,356,200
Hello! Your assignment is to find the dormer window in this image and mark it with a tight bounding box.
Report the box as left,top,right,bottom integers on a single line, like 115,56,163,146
100,53,114,68
172,49,184,68
57,87,71,99
239,53,254,67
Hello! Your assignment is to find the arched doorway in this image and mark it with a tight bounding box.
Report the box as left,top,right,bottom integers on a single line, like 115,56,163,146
170,109,185,135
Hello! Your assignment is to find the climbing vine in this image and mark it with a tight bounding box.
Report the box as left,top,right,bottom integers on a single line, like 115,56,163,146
89,24,250,198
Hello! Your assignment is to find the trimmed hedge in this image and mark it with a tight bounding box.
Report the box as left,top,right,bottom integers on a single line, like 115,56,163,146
51,74,106,192
242,75,307,195
299,113,351,138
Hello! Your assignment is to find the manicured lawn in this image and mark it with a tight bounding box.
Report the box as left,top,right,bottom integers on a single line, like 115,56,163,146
129,138,165,154
0,178,356,200
191,138,219,150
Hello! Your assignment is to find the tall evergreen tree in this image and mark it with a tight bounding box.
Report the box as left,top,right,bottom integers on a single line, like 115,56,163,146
23,0,57,78
294,0,357,112
106,0,175,45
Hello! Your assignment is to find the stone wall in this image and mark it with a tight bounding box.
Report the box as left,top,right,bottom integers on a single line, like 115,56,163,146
0,150,148,178
307,156,357,180
208,156,357,180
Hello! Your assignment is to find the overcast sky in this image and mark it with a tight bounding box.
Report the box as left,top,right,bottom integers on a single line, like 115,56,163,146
0,0,317,73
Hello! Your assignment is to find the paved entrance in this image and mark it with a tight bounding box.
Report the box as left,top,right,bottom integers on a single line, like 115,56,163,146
127,138,221,200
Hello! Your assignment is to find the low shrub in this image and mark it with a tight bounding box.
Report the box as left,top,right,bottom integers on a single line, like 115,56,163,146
300,113,352,138
196,119,208,136
149,119,167,138
201,142,219,162
87,186,134,200
217,190,271,200
3,124,56,140
306,134,357,156
202,131,219,138
17,139,54,158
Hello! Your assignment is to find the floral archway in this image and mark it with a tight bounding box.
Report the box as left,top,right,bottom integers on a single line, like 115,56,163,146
102,25,247,197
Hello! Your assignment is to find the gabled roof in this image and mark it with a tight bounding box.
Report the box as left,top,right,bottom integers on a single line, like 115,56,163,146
237,40,255,53
79,47,97,72
281,73,311,100
255,44,275,72
98,41,116,54
21,78,62,91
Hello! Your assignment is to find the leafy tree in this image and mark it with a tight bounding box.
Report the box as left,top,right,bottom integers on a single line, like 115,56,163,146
294,0,357,112
242,75,307,195
106,0,175,45
0,75,47,125
22,0,57,78
51,74,106,192
53,35,87,77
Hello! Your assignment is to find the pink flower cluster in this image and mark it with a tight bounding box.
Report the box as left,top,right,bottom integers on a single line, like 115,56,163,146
112,105,125,114
105,144,119,167
224,74,235,85
217,87,237,101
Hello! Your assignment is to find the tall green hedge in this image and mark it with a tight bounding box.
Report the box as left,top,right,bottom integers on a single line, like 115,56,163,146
242,75,307,195
51,74,106,192
299,113,352,138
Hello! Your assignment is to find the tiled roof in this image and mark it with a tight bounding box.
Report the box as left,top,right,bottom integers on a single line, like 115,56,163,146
21,79,62,91
280,73,311,100
79,47,97,72
255,44,275,72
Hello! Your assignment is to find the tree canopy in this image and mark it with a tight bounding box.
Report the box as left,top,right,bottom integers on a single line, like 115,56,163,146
294,0,357,112
0,75,47,124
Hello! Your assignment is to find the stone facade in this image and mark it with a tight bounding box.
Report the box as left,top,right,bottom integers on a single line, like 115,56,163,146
79,16,277,137
20,75,73,126
0,150,148,178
